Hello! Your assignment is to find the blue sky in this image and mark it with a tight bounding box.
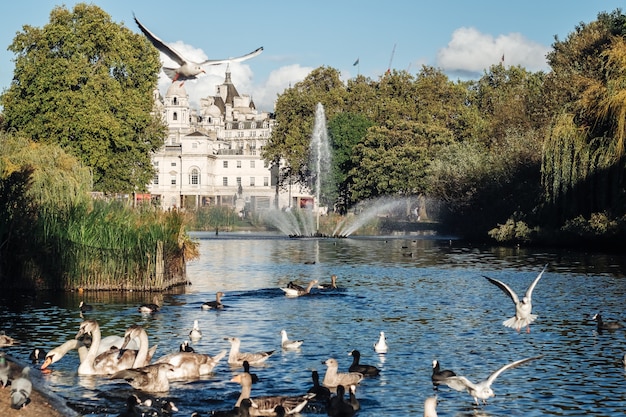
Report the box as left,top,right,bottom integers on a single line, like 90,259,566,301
0,1,624,112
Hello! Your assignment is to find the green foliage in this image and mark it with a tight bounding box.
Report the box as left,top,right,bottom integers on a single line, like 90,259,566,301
488,215,536,243
0,3,166,193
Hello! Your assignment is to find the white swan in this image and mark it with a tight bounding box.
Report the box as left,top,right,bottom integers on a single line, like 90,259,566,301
153,350,226,380
280,280,318,297
322,358,363,388
280,330,303,350
40,335,140,370
75,320,154,375
225,337,274,366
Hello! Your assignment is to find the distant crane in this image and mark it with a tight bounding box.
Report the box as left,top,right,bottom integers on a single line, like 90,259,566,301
386,43,396,74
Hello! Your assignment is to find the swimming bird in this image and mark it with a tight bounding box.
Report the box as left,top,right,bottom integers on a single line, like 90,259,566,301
138,295,160,313
424,396,438,417
153,350,227,380
318,274,338,289
133,14,263,85
280,329,303,350
440,355,542,405
179,340,195,352
201,291,225,310
307,370,330,403
348,350,380,376
326,384,356,417
243,360,259,384
0,331,16,347
189,320,202,341
0,352,9,388
374,331,388,353
280,280,318,297
29,348,47,364
79,301,93,312
348,385,360,412
10,367,32,409
111,363,175,392
232,372,313,416
431,359,456,387
41,335,141,370
322,358,363,388
483,264,548,333
225,336,275,366
591,312,624,331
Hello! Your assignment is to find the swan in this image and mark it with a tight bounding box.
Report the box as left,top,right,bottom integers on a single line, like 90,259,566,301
374,331,388,353
483,264,548,333
280,330,303,350
111,363,175,392
201,292,225,310
431,360,456,387
348,350,380,376
232,372,313,416
440,355,542,405
153,350,227,380
280,280,318,297
75,320,154,375
225,337,274,366
138,295,160,313
189,320,202,341
322,358,363,388
41,335,139,370
10,367,32,409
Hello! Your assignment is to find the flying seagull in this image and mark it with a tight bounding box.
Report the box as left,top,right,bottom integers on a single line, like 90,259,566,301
133,14,263,84
440,355,542,405
483,264,548,333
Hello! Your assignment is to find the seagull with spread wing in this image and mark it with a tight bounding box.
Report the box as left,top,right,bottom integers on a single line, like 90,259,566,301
441,356,542,405
483,264,548,333
133,14,263,84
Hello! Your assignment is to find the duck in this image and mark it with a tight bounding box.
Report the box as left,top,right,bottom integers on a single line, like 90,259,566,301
348,350,380,376
322,358,363,388
483,264,548,333
0,352,9,388
318,274,338,289
307,370,330,403
280,329,303,350
179,340,195,352
75,320,154,375
243,360,260,384
138,295,160,313
326,384,355,417
29,347,47,364
201,291,225,310
424,396,438,417
374,331,388,353
232,372,313,416
225,336,274,366
153,350,227,380
10,366,32,409
280,279,318,297
431,359,456,387
0,331,16,347
592,312,624,331
189,320,202,341
111,363,175,392
79,301,93,312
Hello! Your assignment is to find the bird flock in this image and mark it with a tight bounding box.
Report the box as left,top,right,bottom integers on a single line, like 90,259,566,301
1,264,625,416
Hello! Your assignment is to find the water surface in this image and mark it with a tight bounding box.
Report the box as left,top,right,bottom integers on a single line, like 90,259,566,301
1,232,625,416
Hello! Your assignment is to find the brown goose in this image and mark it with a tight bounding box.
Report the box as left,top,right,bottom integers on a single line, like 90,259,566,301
232,372,313,416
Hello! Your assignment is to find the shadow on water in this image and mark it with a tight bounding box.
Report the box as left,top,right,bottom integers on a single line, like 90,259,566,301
1,232,626,416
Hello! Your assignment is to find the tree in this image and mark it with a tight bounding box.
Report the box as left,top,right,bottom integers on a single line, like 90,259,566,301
0,3,166,193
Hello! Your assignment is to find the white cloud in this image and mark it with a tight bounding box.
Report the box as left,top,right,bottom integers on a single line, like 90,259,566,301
155,42,312,113
436,27,551,76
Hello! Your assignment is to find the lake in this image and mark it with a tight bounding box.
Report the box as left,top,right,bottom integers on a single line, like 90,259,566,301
1,231,625,416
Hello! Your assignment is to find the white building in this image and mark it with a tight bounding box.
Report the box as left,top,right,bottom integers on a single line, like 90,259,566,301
148,69,312,213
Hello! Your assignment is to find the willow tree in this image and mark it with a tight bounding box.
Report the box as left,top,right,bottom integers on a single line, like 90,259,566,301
542,9,626,224
0,3,165,193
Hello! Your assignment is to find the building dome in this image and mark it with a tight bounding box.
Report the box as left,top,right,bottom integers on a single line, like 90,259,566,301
165,82,188,98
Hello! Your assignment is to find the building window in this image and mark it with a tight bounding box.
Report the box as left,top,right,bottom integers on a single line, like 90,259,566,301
264,177,269,186
223,161,228,168
190,168,199,185
251,122,256,129
236,177,242,186
153,173,159,185
238,122,244,129
173,112,178,121
237,160,242,168
250,160,255,168
171,176,177,185
226,123,232,129
223,177,228,186
173,97,178,105
250,177,255,186
154,161,159,167
192,142,198,149
171,162,176,166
